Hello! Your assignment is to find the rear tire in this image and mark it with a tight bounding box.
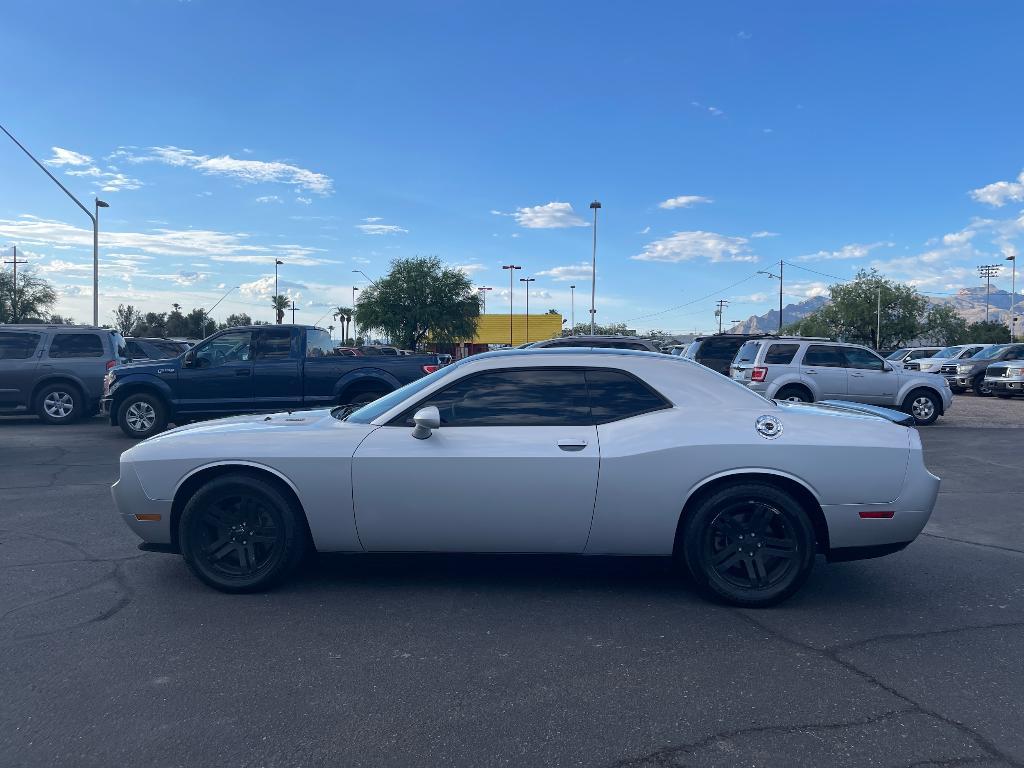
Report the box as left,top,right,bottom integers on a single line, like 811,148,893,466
680,483,816,608
902,388,940,426
117,393,168,439
36,383,82,424
179,475,307,593
996,393,1013,399
775,385,813,403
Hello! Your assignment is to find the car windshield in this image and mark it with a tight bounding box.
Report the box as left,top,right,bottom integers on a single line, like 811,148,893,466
933,346,962,358
972,345,1008,360
340,363,460,423
885,349,909,360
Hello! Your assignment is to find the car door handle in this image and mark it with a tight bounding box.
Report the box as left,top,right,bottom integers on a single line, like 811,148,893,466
804,369,818,374
850,372,864,377
235,369,252,376
557,439,588,451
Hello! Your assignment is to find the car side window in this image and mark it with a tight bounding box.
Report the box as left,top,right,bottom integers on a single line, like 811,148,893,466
305,329,334,358
397,368,590,426
763,344,799,365
191,330,252,369
842,347,886,370
255,328,296,360
0,332,41,360
585,369,670,423
127,340,148,360
47,333,104,359
802,345,845,367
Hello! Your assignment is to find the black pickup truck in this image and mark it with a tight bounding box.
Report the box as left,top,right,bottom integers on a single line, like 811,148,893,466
101,325,440,438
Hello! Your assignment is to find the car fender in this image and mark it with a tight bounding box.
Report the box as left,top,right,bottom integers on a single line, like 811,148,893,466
765,373,820,400
333,367,401,400
31,372,91,403
895,376,944,408
109,373,176,411
685,467,823,507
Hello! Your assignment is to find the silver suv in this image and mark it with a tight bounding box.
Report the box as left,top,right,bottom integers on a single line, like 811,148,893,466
730,338,953,425
0,325,128,424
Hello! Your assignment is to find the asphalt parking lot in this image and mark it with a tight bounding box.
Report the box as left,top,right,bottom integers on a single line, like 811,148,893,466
1,397,1023,768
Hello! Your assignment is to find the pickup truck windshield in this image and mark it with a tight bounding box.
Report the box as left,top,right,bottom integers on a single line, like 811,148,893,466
341,364,458,423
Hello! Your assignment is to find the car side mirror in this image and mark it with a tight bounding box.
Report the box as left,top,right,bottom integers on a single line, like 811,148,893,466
883,363,894,372
411,406,440,440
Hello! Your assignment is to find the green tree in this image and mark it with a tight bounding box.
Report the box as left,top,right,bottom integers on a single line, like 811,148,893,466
784,269,926,349
184,308,217,338
0,268,57,323
166,306,188,337
354,256,481,350
271,294,290,324
48,314,75,325
222,312,252,328
966,319,1011,343
923,305,969,346
135,312,168,337
110,304,143,336
562,322,635,337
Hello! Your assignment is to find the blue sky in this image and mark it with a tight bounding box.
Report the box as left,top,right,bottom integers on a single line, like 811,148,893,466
2,1,1023,333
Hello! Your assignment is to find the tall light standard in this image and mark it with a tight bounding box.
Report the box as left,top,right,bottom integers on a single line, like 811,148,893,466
1008,254,1018,340
502,264,521,345
476,286,492,313
204,285,239,337
519,277,535,342
589,200,601,335
1,124,108,325
570,284,576,334
274,259,284,298
978,264,1001,322
352,286,359,343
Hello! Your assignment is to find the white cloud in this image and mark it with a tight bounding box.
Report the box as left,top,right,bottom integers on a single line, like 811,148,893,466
503,201,589,229
787,281,830,299
942,229,976,246
658,195,712,210
256,195,282,204
356,223,408,235
638,225,651,234
449,262,486,276
632,231,757,263
362,216,383,222
119,145,333,195
536,263,593,282
751,230,779,238
970,170,1024,207
46,147,92,166
737,30,752,39
239,275,307,300
295,196,312,205
691,101,724,117
797,241,893,261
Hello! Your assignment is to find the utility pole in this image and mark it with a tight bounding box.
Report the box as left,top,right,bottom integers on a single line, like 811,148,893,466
570,285,576,334
352,286,359,343
978,265,1001,323
502,264,521,345
876,285,882,350
3,245,29,323
714,299,729,334
520,277,536,342
1006,255,1017,341
589,201,601,335
476,286,492,314
757,261,784,333
290,301,298,324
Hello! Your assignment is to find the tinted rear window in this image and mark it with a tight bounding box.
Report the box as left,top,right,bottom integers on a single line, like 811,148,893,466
764,343,800,364
0,332,41,360
585,369,670,423
802,344,845,367
734,340,762,364
48,333,104,358
697,338,743,361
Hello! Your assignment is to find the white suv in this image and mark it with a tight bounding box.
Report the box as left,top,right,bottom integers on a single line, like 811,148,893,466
730,338,953,425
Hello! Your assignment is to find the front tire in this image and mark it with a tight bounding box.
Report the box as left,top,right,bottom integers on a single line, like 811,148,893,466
36,383,82,424
117,393,168,439
179,475,307,593
972,375,992,397
903,389,940,426
680,483,816,608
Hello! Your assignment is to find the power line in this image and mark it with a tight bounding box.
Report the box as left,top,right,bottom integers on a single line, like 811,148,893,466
621,271,762,324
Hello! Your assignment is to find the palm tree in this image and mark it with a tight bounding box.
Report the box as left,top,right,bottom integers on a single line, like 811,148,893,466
327,324,335,340
332,305,353,343
271,294,290,324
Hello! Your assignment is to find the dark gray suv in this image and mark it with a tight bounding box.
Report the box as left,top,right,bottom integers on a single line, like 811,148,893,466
0,325,127,424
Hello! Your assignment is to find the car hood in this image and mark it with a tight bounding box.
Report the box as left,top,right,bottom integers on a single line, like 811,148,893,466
775,399,914,426
144,408,338,442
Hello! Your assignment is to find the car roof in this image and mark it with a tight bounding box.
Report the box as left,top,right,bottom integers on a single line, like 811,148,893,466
473,347,670,362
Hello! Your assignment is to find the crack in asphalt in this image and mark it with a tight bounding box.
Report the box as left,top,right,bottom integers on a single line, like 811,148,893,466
920,532,1024,556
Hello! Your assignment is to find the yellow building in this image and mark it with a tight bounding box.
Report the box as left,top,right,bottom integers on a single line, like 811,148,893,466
470,313,563,346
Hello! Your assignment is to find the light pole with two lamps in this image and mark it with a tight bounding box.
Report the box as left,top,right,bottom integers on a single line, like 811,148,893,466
589,201,601,335
502,265,521,345
519,277,536,343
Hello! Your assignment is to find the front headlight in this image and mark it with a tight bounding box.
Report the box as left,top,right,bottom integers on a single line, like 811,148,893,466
957,364,974,374
1009,368,1024,377
919,362,934,370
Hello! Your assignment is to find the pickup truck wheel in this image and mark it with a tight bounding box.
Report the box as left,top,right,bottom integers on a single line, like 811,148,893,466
180,475,307,593
36,383,82,424
972,375,992,397
903,389,939,426
680,482,816,607
346,388,389,406
117,393,168,439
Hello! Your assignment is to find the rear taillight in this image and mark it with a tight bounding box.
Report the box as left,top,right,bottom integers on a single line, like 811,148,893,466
751,366,767,382
422,364,439,374
106,359,117,371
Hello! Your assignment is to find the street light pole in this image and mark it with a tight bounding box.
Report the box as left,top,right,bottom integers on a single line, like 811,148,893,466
520,277,535,342
589,200,601,335
978,264,1001,322
1,123,107,325
1008,255,1017,341
502,264,521,345
476,286,492,314
757,260,784,333
274,259,284,298
570,284,576,334
352,286,359,343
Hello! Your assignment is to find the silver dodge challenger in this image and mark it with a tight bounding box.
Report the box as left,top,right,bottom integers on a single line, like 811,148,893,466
112,348,940,607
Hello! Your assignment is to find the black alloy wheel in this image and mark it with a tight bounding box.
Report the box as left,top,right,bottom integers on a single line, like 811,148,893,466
180,475,307,593
681,483,816,607
972,375,992,397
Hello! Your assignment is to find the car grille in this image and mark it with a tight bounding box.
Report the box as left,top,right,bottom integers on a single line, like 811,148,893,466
939,364,958,375
987,367,1009,378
